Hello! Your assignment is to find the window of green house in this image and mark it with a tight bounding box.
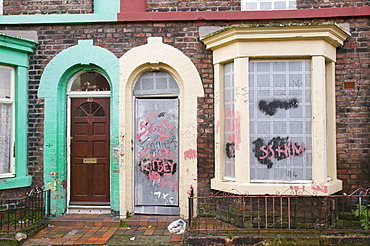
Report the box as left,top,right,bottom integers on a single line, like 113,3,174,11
0,32,37,189
0,65,15,178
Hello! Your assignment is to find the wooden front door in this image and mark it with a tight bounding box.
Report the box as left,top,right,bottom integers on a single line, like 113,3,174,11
70,98,110,205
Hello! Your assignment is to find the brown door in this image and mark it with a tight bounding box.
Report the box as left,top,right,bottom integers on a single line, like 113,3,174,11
70,98,110,205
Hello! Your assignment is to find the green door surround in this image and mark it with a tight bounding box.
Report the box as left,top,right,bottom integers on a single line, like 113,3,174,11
0,33,37,190
38,40,120,216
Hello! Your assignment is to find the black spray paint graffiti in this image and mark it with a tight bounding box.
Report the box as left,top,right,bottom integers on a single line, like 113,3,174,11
252,137,305,169
140,159,177,182
259,99,298,116
225,142,235,158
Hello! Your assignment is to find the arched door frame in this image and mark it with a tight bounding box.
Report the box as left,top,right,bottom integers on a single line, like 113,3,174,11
66,70,111,213
38,40,119,216
119,37,204,218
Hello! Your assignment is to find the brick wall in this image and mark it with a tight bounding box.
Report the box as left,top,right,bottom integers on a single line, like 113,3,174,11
296,0,369,9
147,0,241,12
2,0,367,15
0,16,368,199
145,0,367,12
335,17,370,192
2,0,93,15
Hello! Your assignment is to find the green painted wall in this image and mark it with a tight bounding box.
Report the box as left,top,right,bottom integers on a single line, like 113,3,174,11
38,40,120,216
0,33,38,190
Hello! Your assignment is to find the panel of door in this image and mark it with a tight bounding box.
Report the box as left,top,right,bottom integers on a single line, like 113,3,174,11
134,98,179,215
70,98,110,205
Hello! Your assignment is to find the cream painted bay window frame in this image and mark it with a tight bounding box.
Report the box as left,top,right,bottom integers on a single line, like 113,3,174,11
202,23,350,195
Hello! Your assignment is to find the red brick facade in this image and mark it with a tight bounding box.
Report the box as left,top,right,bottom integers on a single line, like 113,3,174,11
2,0,93,15
0,1,369,201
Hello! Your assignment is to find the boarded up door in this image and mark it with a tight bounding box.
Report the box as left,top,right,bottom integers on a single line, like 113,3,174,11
134,98,179,215
70,98,110,205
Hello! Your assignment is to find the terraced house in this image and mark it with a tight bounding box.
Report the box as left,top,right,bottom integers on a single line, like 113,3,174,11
0,0,368,220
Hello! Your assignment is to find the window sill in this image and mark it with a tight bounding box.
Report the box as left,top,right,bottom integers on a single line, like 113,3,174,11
0,176,31,190
211,178,342,196
0,173,15,179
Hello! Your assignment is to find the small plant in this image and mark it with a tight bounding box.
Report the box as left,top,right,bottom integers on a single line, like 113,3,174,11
126,211,132,219
352,204,370,230
118,220,129,228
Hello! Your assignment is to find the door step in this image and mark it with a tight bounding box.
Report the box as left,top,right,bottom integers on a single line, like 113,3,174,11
67,206,111,214
49,214,120,227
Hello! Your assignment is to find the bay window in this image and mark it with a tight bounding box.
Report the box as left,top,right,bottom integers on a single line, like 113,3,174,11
201,23,350,195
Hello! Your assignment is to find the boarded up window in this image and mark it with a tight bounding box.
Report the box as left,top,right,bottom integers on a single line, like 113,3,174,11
0,66,13,174
223,62,235,179
134,71,179,96
249,61,312,181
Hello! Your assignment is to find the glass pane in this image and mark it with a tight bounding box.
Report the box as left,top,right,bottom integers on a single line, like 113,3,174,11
133,71,179,96
224,62,235,179
75,102,105,117
71,72,110,91
0,67,11,99
249,61,312,181
0,103,12,173
241,0,296,10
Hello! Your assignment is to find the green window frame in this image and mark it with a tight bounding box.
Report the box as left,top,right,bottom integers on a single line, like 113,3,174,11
0,32,37,189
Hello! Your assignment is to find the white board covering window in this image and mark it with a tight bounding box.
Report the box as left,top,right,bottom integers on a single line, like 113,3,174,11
0,66,14,177
224,62,235,179
249,61,312,182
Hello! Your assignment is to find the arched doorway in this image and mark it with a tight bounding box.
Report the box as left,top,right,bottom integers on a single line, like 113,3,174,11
133,71,180,215
67,71,111,212
38,40,119,216
119,37,204,219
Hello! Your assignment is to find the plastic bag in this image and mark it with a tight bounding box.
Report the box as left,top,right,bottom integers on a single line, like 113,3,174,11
167,219,186,234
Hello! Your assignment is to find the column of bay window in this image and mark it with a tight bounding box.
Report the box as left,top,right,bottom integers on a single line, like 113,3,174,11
234,57,250,183
311,56,328,184
326,61,337,181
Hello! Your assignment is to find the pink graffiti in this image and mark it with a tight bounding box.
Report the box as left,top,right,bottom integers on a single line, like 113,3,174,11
312,184,328,193
224,109,241,152
160,173,179,191
184,149,197,160
224,107,234,132
216,121,220,133
136,112,174,141
290,185,305,192
157,120,173,141
136,112,156,140
259,142,305,160
148,171,161,182
138,148,174,159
